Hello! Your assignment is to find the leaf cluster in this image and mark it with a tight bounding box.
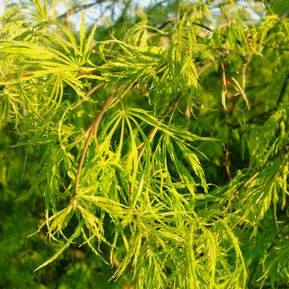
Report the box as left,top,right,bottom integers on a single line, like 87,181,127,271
1,1,289,288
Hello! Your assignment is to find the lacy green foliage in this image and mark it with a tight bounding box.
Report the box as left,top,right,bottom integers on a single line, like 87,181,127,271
1,1,289,289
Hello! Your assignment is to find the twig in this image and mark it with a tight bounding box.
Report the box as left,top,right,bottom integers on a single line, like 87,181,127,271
157,18,213,32
74,93,118,197
220,63,227,110
224,143,231,181
113,0,131,26
248,220,288,287
233,144,289,196
57,1,101,20
138,94,182,160
225,71,289,130
216,1,231,25
276,71,289,105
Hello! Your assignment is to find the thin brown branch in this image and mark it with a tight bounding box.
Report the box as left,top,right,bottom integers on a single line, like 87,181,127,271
113,0,131,26
57,1,102,20
214,0,231,25
276,71,289,105
138,94,182,160
220,63,227,110
74,92,118,197
157,18,213,32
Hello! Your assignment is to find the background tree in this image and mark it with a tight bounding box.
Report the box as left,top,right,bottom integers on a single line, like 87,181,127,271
1,0,289,288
